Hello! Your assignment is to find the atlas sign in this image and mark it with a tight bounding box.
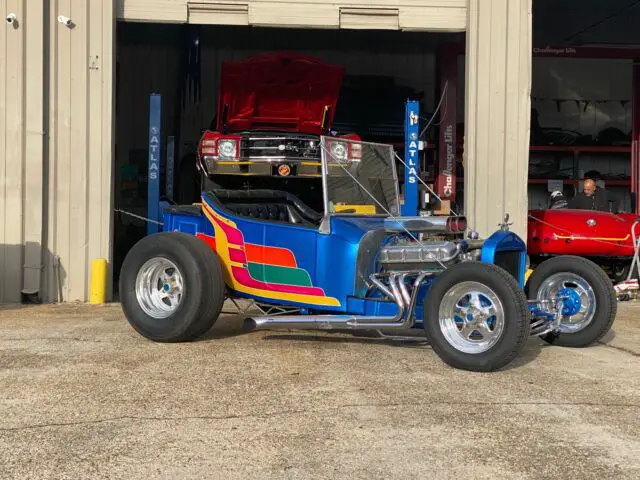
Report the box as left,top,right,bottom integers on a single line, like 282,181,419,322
402,101,420,216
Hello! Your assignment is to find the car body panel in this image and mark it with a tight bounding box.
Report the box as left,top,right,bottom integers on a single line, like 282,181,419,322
528,209,639,257
162,195,528,324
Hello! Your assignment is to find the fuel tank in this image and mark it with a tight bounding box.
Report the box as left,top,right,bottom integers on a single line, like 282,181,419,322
527,209,639,257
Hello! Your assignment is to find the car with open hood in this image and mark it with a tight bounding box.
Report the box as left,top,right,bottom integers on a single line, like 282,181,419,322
194,52,360,209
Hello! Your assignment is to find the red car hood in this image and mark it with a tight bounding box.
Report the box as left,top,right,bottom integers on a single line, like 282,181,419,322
217,52,344,135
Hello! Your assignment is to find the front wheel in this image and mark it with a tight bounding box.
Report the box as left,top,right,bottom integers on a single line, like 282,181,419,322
527,256,616,347
423,262,530,372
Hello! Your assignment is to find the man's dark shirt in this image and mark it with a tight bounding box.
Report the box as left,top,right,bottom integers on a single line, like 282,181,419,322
569,188,616,213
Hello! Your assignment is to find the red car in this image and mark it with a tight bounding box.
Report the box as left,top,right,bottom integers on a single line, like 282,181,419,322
192,52,360,209
528,209,640,282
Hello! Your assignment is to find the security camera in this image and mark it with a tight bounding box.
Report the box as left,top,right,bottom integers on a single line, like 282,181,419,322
6,13,17,25
57,15,72,27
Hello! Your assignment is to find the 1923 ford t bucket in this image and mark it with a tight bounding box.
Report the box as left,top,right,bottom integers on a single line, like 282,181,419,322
120,139,616,372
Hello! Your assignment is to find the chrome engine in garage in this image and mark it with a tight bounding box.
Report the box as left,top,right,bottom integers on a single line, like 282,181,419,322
376,215,483,271
379,240,461,270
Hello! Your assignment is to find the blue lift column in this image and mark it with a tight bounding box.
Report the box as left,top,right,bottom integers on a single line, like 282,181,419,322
147,93,162,235
402,100,420,216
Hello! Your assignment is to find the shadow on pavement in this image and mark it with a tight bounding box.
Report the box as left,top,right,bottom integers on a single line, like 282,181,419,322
199,311,544,368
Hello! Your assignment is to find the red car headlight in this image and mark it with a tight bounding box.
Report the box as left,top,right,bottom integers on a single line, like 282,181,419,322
217,139,238,160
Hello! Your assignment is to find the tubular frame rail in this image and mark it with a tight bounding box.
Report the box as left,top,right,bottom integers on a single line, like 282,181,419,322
627,219,640,281
250,271,564,337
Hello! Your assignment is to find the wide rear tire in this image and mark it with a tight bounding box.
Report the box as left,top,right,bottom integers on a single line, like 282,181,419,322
119,232,225,342
423,262,530,372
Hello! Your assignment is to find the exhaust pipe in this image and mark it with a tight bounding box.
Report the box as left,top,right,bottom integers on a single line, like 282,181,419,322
250,272,429,331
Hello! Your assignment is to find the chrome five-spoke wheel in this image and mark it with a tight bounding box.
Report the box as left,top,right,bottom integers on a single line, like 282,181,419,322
135,257,185,319
536,272,596,333
526,256,616,348
438,281,505,354
424,262,529,372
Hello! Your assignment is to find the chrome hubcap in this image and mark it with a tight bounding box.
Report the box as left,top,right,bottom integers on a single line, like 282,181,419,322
537,273,596,333
135,257,184,319
439,282,505,354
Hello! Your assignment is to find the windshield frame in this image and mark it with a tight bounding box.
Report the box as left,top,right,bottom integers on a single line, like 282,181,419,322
319,136,401,220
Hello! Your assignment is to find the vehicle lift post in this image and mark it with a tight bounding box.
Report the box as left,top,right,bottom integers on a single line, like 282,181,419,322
402,100,420,216
148,93,162,235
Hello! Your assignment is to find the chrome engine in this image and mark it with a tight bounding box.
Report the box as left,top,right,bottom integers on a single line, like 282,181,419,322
377,215,483,272
379,240,461,270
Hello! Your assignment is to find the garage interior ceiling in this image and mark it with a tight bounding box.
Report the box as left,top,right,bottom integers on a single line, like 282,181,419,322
534,0,640,45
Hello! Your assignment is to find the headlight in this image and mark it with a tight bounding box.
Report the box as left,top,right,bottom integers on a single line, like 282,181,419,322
218,139,237,160
330,141,347,161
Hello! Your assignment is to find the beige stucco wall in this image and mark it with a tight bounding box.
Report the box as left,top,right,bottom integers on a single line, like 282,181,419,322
0,0,531,303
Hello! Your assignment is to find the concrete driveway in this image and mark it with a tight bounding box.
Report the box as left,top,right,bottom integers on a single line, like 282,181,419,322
0,302,638,479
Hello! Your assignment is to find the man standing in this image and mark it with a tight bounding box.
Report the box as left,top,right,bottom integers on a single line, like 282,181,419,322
569,178,616,213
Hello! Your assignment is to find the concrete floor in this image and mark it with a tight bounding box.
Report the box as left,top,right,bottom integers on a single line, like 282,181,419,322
0,302,638,480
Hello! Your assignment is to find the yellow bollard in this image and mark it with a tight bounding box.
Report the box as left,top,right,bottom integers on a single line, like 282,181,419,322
90,258,108,304
524,268,534,284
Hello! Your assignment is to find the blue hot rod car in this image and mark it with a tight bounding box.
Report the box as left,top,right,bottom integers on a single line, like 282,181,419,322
120,138,616,372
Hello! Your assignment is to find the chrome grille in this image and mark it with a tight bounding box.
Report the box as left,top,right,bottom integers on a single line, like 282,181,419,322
242,135,321,161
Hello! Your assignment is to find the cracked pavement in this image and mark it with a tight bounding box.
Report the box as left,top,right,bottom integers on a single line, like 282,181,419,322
0,302,639,479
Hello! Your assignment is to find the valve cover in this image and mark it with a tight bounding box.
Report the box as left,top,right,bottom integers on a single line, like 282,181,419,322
378,241,459,268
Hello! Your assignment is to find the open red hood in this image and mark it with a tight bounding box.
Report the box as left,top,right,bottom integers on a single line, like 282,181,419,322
217,52,344,135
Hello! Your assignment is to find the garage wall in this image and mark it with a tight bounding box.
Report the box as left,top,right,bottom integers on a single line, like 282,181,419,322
43,0,115,302
0,0,45,303
0,0,25,303
117,0,467,31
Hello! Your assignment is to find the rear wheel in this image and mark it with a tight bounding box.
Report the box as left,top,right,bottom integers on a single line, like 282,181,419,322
119,232,225,342
527,256,616,347
423,262,530,372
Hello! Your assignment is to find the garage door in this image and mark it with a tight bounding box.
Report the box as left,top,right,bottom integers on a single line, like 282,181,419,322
117,0,467,31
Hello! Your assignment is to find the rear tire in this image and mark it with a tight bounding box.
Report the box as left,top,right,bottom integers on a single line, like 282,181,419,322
423,262,530,372
527,256,616,347
119,232,225,342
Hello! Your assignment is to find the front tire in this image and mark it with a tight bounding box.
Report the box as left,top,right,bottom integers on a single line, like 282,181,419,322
527,256,616,347
423,262,530,372
119,232,225,342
